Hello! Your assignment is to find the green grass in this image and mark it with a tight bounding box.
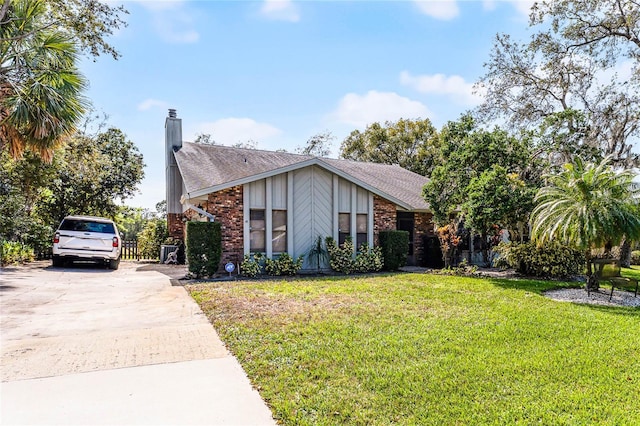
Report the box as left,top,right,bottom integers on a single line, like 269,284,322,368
188,272,640,425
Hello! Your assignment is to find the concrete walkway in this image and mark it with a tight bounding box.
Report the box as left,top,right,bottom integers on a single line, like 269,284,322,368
1,261,275,425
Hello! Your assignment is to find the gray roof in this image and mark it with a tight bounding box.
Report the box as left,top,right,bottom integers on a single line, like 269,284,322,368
174,142,430,211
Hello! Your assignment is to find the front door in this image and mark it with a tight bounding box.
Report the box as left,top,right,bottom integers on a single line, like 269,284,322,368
396,211,415,265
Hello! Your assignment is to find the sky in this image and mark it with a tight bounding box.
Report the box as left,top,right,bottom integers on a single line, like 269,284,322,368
81,0,538,211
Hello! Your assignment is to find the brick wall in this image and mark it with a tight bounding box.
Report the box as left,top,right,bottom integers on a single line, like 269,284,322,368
414,212,435,265
206,185,244,268
167,213,184,240
373,195,397,244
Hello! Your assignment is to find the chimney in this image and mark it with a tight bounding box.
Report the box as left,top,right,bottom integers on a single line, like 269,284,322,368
165,109,183,216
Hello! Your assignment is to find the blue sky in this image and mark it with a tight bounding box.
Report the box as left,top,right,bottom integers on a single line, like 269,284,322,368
82,0,536,211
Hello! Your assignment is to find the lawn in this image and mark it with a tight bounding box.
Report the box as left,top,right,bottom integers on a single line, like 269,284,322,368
188,268,640,425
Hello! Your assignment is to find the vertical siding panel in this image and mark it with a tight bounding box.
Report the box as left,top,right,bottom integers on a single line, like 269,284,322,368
293,168,312,261
249,179,266,208
287,172,293,256
243,184,250,255
266,177,272,258
272,174,287,210
332,175,339,242
357,187,368,213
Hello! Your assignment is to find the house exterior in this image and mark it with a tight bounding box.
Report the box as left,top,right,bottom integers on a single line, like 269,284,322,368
165,110,437,271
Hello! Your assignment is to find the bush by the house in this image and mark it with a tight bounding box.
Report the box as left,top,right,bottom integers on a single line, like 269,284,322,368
265,253,304,276
354,242,384,273
1,240,35,266
631,250,640,265
494,241,585,278
137,219,168,260
326,237,356,274
379,230,409,271
240,253,264,278
186,221,222,278
326,237,384,274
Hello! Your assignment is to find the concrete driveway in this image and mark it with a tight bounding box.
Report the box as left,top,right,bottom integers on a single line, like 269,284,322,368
0,261,275,425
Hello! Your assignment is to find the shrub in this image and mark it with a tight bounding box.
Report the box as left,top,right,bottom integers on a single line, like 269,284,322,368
186,221,222,278
326,237,355,274
494,241,585,278
631,250,640,265
1,241,35,266
137,219,168,260
265,253,304,276
326,237,384,274
379,230,409,271
354,242,384,273
241,253,264,278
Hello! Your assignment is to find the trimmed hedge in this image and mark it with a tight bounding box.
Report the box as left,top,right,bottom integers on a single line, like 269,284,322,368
379,230,409,271
494,241,585,278
186,221,222,278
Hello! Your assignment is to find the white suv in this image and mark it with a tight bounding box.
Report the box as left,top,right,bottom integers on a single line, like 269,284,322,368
52,215,122,270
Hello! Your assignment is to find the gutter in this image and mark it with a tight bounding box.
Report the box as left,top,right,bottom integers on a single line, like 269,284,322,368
184,203,216,222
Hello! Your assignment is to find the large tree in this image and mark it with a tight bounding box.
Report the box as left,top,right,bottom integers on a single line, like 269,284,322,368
0,127,144,254
476,0,640,168
423,116,541,265
340,118,439,176
531,156,640,290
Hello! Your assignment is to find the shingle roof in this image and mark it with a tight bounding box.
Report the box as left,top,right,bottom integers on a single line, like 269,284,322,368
174,142,430,211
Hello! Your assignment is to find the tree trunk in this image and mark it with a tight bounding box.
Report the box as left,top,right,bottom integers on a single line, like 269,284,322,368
481,232,489,267
619,238,631,268
585,250,599,292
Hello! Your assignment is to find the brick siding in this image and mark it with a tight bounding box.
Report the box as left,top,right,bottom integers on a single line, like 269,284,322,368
414,212,435,265
206,185,244,269
373,195,397,244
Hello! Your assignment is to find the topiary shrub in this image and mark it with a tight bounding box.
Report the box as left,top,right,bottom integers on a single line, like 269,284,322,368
631,250,640,265
185,221,222,278
494,241,585,278
378,230,409,271
265,252,304,276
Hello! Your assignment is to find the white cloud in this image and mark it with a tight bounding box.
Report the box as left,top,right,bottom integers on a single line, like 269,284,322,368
137,98,169,111
136,1,199,43
193,118,282,145
261,0,300,22
507,0,535,17
400,71,485,106
331,91,431,128
414,0,459,20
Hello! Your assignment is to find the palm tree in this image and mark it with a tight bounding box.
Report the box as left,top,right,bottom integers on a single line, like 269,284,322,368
531,156,640,290
1,0,87,161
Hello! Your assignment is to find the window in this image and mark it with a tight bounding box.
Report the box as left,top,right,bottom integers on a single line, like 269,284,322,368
356,214,367,248
250,209,265,252
272,210,287,253
339,213,350,245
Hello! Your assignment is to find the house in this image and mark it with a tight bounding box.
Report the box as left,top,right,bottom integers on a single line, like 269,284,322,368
165,109,437,271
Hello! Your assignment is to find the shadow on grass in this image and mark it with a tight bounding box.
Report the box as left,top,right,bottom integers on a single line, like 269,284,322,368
579,303,640,316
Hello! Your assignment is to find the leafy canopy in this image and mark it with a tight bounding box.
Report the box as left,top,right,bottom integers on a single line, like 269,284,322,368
340,118,439,176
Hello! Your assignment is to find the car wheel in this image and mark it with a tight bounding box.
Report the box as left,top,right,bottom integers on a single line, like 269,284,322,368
109,258,120,270
52,256,63,267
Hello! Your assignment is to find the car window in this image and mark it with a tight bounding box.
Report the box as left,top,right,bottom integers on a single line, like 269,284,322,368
60,219,115,234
